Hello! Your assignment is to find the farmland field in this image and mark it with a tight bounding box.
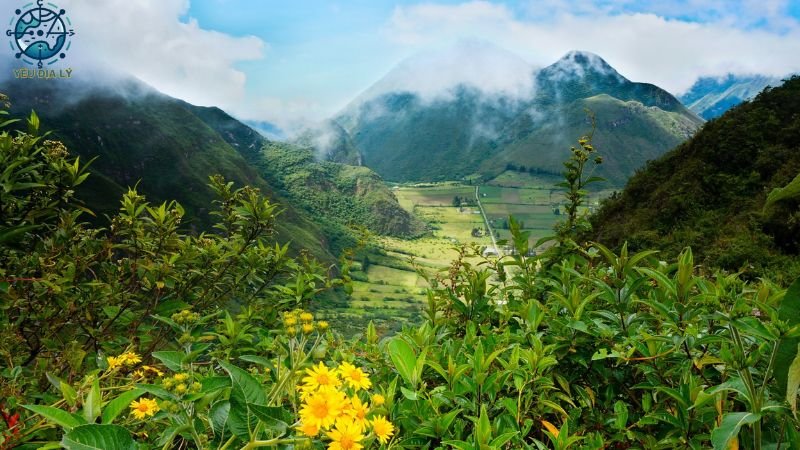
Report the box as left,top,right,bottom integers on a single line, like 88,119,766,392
327,173,615,332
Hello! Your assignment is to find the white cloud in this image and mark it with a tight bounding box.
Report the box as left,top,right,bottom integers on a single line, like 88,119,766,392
52,0,265,109
384,1,800,94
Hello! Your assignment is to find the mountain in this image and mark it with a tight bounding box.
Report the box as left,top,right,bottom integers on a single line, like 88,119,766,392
590,76,800,281
679,74,783,120
335,49,703,185
292,120,363,166
0,77,419,258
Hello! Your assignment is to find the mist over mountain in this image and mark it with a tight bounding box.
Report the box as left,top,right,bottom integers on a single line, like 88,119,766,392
679,74,784,120
334,47,702,185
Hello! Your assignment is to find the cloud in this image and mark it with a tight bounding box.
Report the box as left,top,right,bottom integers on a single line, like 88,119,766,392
11,0,266,110
384,1,800,94
356,39,534,102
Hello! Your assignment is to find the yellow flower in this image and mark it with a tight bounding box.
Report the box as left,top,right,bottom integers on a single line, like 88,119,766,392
174,383,187,395
173,373,189,382
297,421,320,437
143,365,164,377
371,394,385,406
300,312,314,322
120,352,141,366
285,316,298,327
130,398,160,420
317,320,330,331
300,389,344,430
302,362,341,391
302,323,315,335
338,362,371,391
107,356,123,370
346,396,370,432
132,369,145,378
327,419,364,450
370,415,394,444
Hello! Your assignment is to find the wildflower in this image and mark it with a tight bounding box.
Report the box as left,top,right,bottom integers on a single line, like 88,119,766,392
174,383,188,395
173,373,189,382
346,396,370,432
107,356,123,370
371,394,385,406
297,421,320,437
370,415,394,444
302,323,315,335
120,352,141,366
130,398,160,420
328,419,364,450
302,362,341,391
300,312,314,322
285,316,298,327
132,369,145,378
338,362,371,391
317,320,330,331
143,365,164,377
299,389,344,430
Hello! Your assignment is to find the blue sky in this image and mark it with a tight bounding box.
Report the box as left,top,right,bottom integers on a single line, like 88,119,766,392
37,0,800,130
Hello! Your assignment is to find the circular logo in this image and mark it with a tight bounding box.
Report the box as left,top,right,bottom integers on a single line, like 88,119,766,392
6,0,74,68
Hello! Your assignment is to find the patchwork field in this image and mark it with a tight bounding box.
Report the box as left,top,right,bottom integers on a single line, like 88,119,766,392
324,173,615,334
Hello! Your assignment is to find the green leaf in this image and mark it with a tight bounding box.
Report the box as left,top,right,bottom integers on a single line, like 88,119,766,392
23,405,86,430
219,360,267,439
613,400,628,430
786,343,800,417
152,351,184,372
209,401,230,436
775,278,800,397
711,412,760,450
101,389,144,424
765,171,800,209
83,379,101,424
0,224,40,244
61,424,136,450
388,338,417,387
248,404,290,435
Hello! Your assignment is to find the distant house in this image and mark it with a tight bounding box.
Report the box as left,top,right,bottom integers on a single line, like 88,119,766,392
482,246,500,257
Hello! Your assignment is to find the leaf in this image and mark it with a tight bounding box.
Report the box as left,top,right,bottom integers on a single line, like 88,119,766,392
614,400,629,430
101,389,144,424
209,401,230,436
0,224,40,244
83,379,101,424
152,351,184,372
248,404,290,435
775,278,800,397
786,343,800,417
388,338,417,387
711,412,760,450
23,405,86,430
219,360,267,439
61,424,136,450
541,420,560,437
765,171,800,209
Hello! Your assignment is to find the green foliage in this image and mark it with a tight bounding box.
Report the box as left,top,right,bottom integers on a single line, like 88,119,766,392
591,76,800,282
4,99,800,450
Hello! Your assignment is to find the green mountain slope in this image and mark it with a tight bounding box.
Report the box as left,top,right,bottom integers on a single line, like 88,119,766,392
336,50,702,185
1,78,418,260
590,76,800,281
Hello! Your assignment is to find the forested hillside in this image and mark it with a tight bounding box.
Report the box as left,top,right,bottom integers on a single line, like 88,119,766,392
591,76,800,281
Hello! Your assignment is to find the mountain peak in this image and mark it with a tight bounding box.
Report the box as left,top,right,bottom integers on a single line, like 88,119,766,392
543,50,626,82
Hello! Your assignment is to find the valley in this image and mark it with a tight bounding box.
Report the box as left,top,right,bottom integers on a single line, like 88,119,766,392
323,170,615,334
